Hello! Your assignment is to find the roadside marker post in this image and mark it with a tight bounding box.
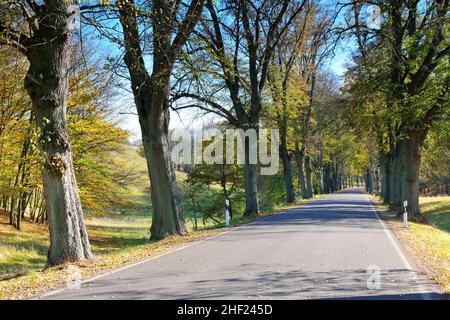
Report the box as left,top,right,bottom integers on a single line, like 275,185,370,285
403,200,408,229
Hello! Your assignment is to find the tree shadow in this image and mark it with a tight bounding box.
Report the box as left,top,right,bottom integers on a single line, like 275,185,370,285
46,266,442,300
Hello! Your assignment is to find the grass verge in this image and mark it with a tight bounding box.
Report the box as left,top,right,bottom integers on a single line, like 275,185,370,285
369,195,450,293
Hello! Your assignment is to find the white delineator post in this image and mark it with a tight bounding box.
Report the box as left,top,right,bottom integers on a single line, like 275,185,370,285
403,200,408,229
225,198,230,226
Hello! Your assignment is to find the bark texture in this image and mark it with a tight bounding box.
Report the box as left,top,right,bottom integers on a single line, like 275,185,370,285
398,131,425,216
305,154,314,198
280,138,296,203
295,143,310,199
118,0,203,238
23,1,92,265
243,162,259,216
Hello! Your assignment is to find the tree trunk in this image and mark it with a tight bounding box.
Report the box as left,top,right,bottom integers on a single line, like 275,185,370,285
317,149,325,194
374,166,381,195
142,104,187,239
125,63,187,239
279,127,295,203
317,170,324,193
9,194,16,227
280,145,295,203
365,169,375,194
333,164,341,191
242,125,260,216
243,162,259,216
316,135,325,194
323,165,333,193
117,0,201,239
244,66,262,216
391,141,406,206
295,143,310,199
380,152,391,203
23,2,92,265
400,131,424,217
305,154,313,198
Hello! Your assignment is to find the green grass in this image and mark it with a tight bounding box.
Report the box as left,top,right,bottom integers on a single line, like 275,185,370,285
0,217,48,281
420,196,450,232
375,196,450,293
85,215,152,255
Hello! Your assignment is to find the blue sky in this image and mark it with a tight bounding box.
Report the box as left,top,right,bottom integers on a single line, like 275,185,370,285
82,2,355,142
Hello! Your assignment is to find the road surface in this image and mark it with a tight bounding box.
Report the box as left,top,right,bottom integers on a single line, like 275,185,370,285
39,188,439,300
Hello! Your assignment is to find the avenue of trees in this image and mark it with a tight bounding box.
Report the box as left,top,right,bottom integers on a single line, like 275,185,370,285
341,0,449,218
0,0,448,266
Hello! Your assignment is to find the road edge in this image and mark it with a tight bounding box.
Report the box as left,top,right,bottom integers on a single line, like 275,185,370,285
364,192,437,300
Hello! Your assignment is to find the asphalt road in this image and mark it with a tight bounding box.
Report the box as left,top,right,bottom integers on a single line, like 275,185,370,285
39,188,440,300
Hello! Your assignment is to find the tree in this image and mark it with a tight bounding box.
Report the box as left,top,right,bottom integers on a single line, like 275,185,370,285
67,50,141,216
293,6,335,199
115,0,204,239
419,119,450,195
0,0,92,265
185,160,243,225
342,0,450,217
172,0,307,216
0,46,35,229
267,2,314,203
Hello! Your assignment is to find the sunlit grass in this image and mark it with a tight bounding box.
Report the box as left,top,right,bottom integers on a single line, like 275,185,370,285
373,195,450,293
0,215,48,281
420,196,450,232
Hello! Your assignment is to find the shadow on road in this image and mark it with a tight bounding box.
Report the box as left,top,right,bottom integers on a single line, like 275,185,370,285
74,266,435,300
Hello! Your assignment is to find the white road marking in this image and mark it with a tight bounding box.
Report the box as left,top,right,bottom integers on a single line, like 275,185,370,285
365,193,434,300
